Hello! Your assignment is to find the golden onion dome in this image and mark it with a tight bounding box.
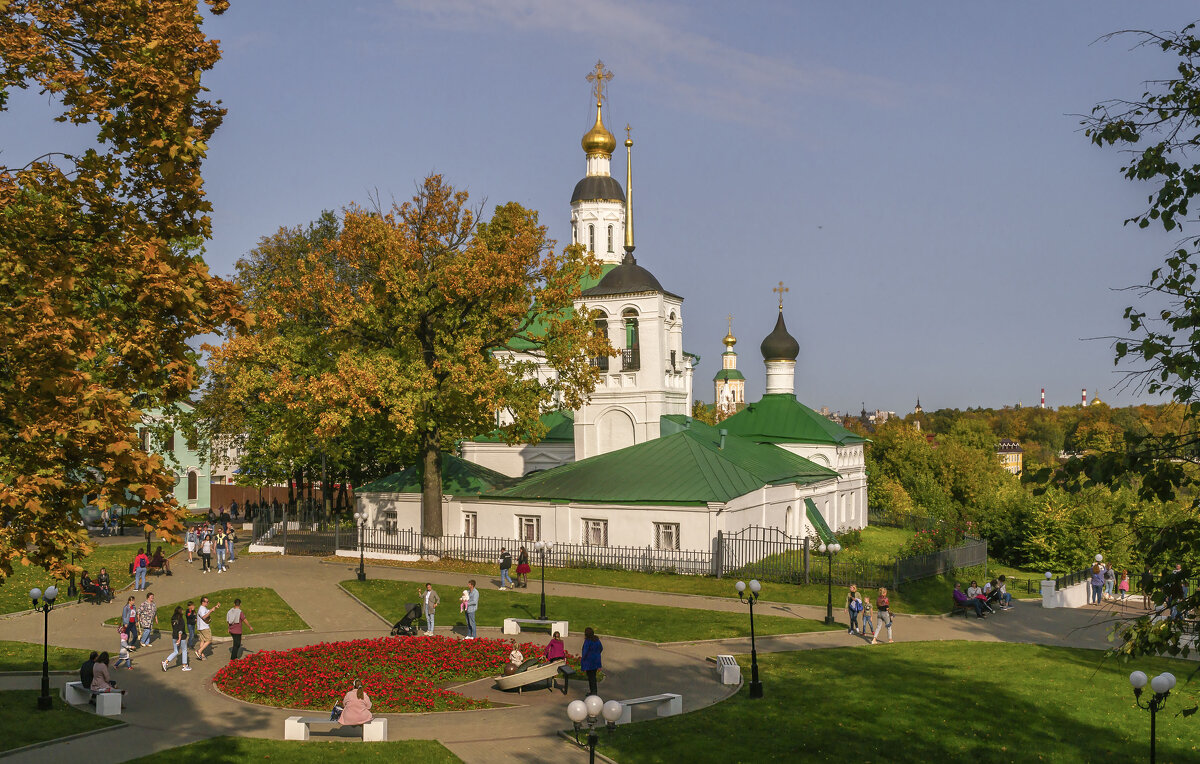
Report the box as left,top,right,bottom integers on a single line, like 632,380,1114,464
582,100,617,157
723,331,737,349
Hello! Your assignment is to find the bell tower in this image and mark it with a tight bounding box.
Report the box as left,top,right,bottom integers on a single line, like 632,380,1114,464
570,61,625,265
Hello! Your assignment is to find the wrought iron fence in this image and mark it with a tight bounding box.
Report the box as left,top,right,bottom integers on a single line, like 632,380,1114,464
1055,566,1093,591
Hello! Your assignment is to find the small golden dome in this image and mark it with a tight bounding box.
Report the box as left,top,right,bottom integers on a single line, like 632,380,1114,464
723,331,737,349
582,100,617,157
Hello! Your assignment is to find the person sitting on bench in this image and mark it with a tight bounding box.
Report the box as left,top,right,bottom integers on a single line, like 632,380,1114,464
90,652,124,695
544,632,567,662
80,570,103,601
96,567,113,602
503,647,525,676
147,546,171,575
80,651,97,688
339,679,373,725
954,584,987,618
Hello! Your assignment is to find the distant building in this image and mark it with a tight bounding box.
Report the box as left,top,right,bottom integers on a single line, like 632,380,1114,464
713,318,746,421
996,438,1023,476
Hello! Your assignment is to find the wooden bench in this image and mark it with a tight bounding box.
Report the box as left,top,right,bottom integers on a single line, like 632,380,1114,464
951,600,970,617
61,681,123,716
502,617,568,637
494,659,565,694
616,693,682,725
714,654,740,685
284,716,388,742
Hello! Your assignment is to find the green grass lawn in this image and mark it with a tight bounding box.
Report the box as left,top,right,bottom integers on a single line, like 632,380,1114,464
605,641,1200,763
0,641,95,673
126,737,461,763
0,541,183,615
0,690,122,752
837,524,915,564
342,579,839,642
103,587,309,638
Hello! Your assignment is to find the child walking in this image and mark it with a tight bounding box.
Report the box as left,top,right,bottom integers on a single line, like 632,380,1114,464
860,594,874,640
1119,570,1131,601
115,625,134,669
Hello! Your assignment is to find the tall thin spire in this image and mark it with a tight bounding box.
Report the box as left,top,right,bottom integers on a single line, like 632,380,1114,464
624,124,635,257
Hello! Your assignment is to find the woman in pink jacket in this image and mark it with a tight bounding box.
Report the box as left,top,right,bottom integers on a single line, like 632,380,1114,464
340,679,373,725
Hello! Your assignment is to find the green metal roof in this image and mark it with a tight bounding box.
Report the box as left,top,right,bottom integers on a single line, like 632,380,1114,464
507,263,618,352
805,497,837,544
357,454,515,495
713,368,745,381
721,394,866,446
471,409,575,443
489,416,837,505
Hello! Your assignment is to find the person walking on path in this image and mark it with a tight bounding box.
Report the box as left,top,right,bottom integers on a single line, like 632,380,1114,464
1089,564,1105,605
185,526,197,563
516,547,531,588
859,594,874,640
162,607,192,672
132,548,149,591
226,598,252,660
870,588,894,644
464,580,479,639
498,548,513,590
121,596,138,648
195,596,219,660
848,590,862,635
214,527,227,572
226,524,236,563
1119,570,1131,601
844,585,858,634
136,593,158,647
340,679,373,725
1140,568,1155,610
185,602,198,648
1104,563,1117,600
581,627,603,695
422,583,440,636
200,530,212,573
100,508,110,536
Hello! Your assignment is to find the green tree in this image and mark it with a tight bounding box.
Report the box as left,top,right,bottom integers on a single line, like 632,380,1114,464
0,0,239,578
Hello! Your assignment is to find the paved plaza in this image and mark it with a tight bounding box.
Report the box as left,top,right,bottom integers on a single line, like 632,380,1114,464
0,549,1128,763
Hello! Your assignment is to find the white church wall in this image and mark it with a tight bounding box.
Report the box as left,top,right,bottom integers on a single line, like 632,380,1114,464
457,441,575,478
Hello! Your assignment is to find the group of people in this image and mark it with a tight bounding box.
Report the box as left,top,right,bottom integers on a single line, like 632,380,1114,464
845,585,895,643
497,546,533,590
79,567,113,603
1087,562,1130,605
80,650,123,698
185,522,236,573
952,576,1012,618
499,628,602,694
113,591,253,677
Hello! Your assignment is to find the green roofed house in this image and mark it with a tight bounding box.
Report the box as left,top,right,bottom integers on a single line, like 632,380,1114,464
356,454,515,532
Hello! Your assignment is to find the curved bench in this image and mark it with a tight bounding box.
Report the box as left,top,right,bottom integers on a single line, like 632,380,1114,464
493,659,566,694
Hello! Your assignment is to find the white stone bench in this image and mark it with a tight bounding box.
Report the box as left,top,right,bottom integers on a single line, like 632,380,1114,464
61,681,123,716
284,716,387,742
502,617,568,637
715,654,740,685
616,693,682,725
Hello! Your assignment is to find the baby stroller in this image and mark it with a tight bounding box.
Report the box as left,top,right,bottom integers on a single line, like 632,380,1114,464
390,603,423,636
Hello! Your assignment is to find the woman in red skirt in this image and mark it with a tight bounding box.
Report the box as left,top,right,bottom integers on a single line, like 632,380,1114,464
515,547,532,588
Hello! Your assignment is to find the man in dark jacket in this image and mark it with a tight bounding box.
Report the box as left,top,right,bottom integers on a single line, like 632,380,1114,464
498,548,513,590
80,651,97,688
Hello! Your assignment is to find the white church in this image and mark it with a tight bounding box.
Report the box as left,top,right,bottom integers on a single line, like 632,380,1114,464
357,64,868,551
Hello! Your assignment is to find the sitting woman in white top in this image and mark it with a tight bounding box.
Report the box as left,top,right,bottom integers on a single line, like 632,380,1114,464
339,679,373,725
502,647,524,676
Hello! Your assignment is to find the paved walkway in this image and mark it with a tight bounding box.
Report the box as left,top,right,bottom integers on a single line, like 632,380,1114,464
0,553,1136,763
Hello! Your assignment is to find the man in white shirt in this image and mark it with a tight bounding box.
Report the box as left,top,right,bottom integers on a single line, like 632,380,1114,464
195,596,219,661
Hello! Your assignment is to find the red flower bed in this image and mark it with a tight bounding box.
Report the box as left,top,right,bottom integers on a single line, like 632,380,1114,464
213,635,558,712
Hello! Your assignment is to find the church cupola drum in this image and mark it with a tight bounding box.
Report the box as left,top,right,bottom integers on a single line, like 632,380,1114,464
761,282,799,396
571,61,626,265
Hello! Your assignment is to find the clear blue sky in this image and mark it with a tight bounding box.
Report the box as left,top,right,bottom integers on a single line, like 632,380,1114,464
9,1,1198,412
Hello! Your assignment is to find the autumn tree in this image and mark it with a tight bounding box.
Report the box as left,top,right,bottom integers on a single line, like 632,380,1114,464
0,1,239,578
205,175,611,536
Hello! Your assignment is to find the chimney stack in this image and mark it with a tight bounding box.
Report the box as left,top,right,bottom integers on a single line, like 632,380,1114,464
1082,388,1087,406
1040,388,1045,408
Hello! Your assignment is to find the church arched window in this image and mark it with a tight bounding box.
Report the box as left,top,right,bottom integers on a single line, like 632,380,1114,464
588,224,595,253
572,223,577,245
591,310,609,371
607,225,614,252
621,308,640,371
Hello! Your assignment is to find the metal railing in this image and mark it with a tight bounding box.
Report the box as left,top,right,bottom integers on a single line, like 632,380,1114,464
620,348,640,371
1055,566,1093,592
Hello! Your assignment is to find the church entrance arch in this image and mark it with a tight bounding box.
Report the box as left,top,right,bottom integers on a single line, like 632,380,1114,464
596,408,636,453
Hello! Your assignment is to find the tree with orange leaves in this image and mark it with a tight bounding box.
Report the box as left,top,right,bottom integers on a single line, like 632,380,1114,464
206,175,611,535
0,1,240,578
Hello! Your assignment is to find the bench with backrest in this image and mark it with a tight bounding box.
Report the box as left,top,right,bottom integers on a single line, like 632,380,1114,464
494,658,566,693
615,692,682,725
951,598,970,617
61,681,123,716
284,716,387,742
502,617,568,637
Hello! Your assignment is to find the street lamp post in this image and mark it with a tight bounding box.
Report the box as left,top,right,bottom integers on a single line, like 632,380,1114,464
735,579,764,698
354,510,367,582
30,586,58,710
534,540,553,620
567,694,624,764
1130,670,1176,763
820,541,842,625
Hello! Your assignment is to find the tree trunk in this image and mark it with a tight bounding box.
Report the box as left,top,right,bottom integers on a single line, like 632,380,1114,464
421,438,443,537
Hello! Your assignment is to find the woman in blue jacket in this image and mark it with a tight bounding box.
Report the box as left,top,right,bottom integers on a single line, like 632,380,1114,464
580,627,602,695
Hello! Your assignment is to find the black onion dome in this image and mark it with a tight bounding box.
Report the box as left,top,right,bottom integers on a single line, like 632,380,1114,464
582,252,665,297
571,175,625,204
760,312,800,361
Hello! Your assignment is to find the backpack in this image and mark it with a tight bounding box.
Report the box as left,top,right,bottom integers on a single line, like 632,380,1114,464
850,598,863,613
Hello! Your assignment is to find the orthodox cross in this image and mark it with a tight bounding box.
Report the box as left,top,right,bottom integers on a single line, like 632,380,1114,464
726,313,734,333
587,60,614,103
625,124,632,140
773,281,789,310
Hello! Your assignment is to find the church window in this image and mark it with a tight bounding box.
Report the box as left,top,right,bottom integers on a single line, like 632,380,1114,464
588,224,595,253
518,515,541,542
139,427,151,451
591,314,609,370
621,309,640,371
166,430,175,454
187,470,198,502
654,522,679,551
607,224,614,252
583,518,608,547
463,512,478,538
572,224,577,245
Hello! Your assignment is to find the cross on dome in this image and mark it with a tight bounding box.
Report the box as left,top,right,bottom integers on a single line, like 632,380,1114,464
587,60,614,105
773,281,789,311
